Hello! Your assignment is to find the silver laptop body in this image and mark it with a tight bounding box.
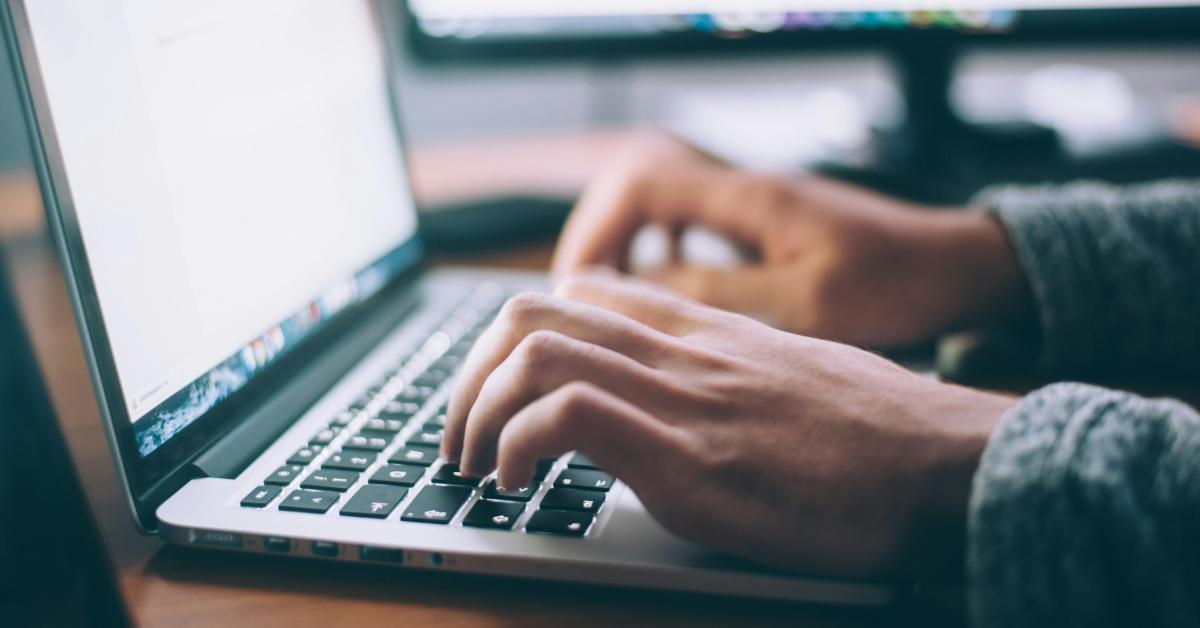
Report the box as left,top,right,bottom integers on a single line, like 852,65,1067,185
3,0,892,605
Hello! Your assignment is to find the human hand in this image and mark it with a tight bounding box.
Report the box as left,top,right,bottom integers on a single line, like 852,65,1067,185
442,271,1015,577
552,133,1030,347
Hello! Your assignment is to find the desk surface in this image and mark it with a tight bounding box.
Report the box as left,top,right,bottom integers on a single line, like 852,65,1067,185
0,156,912,626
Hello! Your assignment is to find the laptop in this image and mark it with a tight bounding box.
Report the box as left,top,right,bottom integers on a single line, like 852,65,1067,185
0,257,133,627
3,0,891,606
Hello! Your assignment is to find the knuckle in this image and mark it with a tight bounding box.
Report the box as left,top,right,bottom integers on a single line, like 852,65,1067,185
733,172,796,219
554,273,596,301
498,292,550,329
513,329,566,372
596,153,650,195
551,381,599,429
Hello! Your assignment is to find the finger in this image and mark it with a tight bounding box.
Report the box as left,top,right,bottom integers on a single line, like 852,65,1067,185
494,381,693,493
442,292,674,462
459,330,685,476
554,269,714,335
551,166,779,279
643,265,784,322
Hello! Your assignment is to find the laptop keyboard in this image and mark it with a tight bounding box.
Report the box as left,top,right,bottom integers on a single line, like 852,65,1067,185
239,283,614,538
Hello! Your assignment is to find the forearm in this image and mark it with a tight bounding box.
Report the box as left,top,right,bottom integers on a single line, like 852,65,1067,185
972,179,1200,373
968,383,1200,628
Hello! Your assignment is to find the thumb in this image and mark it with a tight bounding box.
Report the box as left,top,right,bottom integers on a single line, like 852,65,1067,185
642,265,782,321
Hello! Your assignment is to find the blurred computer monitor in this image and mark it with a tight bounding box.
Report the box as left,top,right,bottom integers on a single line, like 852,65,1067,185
403,1,1200,60
400,1,1200,200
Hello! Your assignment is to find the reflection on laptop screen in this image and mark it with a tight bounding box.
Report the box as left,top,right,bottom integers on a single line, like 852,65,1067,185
23,0,419,456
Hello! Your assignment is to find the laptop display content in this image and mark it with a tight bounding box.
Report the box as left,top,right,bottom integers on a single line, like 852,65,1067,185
17,0,421,461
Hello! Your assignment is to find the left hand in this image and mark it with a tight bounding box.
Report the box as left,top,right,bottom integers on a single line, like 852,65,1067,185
442,271,1014,577
550,133,1029,348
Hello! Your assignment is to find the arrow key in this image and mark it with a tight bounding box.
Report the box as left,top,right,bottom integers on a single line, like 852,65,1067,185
463,499,524,530
241,485,281,508
340,484,408,519
400,485,472,524
525,510,593,537
279,489,340,514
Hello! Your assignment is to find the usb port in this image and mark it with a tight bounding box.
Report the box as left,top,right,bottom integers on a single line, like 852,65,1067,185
359,546,404,564
310,541,338,557
191,530,242,549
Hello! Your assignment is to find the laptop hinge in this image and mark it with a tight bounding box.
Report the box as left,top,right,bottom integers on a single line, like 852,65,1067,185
190,282,424,480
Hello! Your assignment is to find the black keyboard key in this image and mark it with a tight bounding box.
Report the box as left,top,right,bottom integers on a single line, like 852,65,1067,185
567,452,601,470
463,500,525,530
286,445,323,466
344,434,390,452
369,464,425,487
427,413,447,427
389,445,438,467
323,451,376,471
483,479,537,502
394,386,436,402
279,489,339,514
432,354,464,371
555,469,613,492
357,428,396,438
378,400,420,420
241,485,281,508
400,485,472,524
533,458,556,480
340,484,407,519
310,428,339,446
330,410,356,427
430,463,483,487
265,464,303,486
412,369,450,388
540,488,605,513
407,427,443,447
363,417,405,433
300,469,359,492
525,510,593,537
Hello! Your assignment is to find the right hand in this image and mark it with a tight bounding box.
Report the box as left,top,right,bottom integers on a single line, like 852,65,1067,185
552,133,1029,347
442,272,1014,578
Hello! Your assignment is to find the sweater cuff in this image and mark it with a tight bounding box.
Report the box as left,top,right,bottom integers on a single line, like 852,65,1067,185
967,382,1200,628
971,183,1110,371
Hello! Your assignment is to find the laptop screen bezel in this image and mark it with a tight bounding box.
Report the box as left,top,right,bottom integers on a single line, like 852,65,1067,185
3,0,428,526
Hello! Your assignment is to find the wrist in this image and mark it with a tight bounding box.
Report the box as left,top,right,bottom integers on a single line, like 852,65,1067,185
926,209,1033,332
900,383,1014,581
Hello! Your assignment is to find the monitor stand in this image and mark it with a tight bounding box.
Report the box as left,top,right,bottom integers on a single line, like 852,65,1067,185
818,37,1200,205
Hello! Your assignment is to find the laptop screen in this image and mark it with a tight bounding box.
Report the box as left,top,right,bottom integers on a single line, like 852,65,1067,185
21,0,420,457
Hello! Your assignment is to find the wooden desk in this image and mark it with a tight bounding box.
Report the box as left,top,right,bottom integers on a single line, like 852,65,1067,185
0,156,909,626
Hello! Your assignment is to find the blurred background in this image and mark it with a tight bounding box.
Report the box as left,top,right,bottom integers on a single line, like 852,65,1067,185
3,2,1200,241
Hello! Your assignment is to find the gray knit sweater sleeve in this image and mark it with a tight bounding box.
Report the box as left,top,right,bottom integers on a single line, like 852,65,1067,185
964,180,1200,626
974,179,1200,372
968,383,1200,627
